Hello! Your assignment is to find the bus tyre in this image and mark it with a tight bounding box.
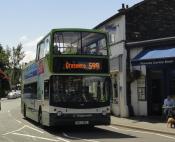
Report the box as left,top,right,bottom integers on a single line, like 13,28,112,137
38,109,42,126
23,104,26,118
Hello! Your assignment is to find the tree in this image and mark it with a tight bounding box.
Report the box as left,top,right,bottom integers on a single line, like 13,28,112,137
0,43,25,96
11,43,25,87
0,44,10,70
0,44,11,98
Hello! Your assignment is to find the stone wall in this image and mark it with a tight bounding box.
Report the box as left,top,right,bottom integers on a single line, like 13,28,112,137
126,0,175,42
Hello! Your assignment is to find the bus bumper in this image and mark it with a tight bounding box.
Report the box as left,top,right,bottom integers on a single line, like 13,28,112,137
49,113,110,126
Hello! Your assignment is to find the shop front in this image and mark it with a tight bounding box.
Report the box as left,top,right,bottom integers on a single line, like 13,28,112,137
131,47,175,116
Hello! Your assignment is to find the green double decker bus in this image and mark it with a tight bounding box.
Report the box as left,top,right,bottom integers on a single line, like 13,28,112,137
21,29,111,126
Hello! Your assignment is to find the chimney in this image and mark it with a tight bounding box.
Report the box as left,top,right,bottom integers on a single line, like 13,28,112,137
118,3,126,13
122,3,125,9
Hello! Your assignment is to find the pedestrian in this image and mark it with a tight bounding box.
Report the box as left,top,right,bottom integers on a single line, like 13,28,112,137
163,95,175,117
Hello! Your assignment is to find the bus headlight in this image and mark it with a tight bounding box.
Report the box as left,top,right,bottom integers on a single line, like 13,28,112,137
57,111,62,116
102,110,107,116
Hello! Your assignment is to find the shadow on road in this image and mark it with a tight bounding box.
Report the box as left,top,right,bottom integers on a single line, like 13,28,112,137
24,118,136,140
45,126,137,140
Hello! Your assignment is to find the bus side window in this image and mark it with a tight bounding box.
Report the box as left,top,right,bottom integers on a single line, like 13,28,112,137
24,83,37,99
44,80,49,100
39,42,45,59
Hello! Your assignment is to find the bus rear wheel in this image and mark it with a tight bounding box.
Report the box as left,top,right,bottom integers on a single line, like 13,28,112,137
38,109,42,125
23,104,26,118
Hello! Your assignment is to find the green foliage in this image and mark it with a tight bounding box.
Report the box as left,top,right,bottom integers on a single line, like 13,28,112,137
0,44,11,98
0,42,25,98
0,44,11,70
11,43,25,86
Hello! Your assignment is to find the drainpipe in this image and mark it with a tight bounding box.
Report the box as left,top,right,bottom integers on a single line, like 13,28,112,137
125,42,134,116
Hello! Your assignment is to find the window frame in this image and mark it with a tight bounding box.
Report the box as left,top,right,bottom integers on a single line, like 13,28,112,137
52,31,108,56
36,35,51,61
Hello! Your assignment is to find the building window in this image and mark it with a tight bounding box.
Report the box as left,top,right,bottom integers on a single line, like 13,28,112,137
105,25,117,44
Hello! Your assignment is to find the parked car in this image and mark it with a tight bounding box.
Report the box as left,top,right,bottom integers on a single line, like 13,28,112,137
7,90,17,99
16,90,21,98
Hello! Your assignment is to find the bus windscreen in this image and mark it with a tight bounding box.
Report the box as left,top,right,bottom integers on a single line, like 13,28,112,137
53,32,107,55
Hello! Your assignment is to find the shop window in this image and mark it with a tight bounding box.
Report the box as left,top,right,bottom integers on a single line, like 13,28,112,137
137,76,146,101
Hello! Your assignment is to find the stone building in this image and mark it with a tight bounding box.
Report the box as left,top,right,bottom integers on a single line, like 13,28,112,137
94,0,175,117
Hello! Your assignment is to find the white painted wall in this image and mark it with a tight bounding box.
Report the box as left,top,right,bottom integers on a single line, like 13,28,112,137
130,47,147,116
96,15,129,117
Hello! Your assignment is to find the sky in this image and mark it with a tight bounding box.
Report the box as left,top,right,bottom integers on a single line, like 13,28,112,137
0,0,142,62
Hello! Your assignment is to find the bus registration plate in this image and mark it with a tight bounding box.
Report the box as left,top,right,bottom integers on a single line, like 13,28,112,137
75,121,89,125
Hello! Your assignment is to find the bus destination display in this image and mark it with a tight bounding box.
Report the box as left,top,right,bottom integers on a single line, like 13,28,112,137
65,62,101,70
53,57,109,73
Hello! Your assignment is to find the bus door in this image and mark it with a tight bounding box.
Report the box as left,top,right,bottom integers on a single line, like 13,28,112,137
44,80,49,105
24,83,37,120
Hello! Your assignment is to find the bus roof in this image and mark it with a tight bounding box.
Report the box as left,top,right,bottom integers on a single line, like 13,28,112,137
51,28,106,34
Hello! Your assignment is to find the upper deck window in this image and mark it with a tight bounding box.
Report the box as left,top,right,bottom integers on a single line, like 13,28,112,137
53,32,107,55
37,35,50,60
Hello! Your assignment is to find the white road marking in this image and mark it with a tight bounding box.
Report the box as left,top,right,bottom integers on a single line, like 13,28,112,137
2,126,26,135
57,137,70,142
2,124,44,136
63,132,99,142
109,126,175,140
15,120,22,124
155,133,175,140
25,125,44,134
12,132,59,142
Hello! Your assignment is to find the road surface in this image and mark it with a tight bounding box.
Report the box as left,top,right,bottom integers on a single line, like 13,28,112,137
0,98,175,142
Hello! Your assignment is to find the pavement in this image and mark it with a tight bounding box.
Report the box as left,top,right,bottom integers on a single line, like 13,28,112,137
1,98,7,101
111,116,175,135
